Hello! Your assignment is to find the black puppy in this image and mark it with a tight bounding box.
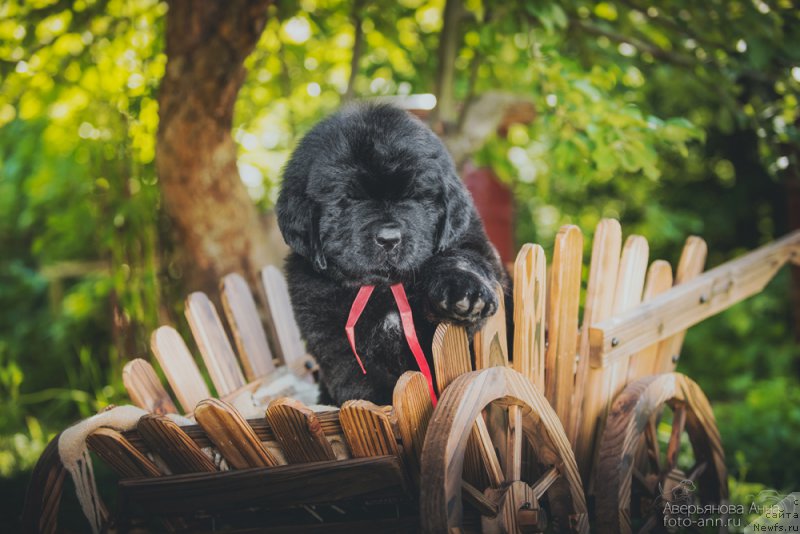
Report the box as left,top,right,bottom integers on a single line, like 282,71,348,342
276,104,507,405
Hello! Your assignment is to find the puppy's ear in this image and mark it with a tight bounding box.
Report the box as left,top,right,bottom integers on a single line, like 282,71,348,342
276,177,327,271
307,204,327,270
436,171,473,251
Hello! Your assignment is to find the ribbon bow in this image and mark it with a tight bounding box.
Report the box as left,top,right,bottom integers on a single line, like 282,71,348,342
345,283,438,406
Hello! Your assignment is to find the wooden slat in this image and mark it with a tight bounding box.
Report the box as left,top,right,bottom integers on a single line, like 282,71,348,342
474,283,509,369
626,260,673,383
119,456,407,515
544,225,583,429
339,400,402,459
431,323,471,392
393,371,434,487
21,434,67,534
194,398,278,469
86,428,162,478
571,218,622,456
137,414,217,474
150,326,211,413
512,243,547,393
185,292,247,396
122,358,178,415
261,266,309,377
265,397,336,464
591,231,800,368
653,236,707,373
583,234,650,490
123,411,343,450
605,235,650,404
220,272,275,381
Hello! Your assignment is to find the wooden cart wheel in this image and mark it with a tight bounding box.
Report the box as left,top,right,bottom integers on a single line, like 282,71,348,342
595,373,728,534
420,366,588,533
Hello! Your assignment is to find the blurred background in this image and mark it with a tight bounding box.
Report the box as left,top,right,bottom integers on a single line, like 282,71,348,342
1,0,798,528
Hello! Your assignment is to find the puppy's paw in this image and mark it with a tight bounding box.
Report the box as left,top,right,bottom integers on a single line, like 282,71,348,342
427,271,498,324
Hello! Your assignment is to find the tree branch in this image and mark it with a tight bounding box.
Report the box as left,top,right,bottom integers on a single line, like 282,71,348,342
344,0,365,102
571,18,699,68
443,91,533,168
616,0,736,55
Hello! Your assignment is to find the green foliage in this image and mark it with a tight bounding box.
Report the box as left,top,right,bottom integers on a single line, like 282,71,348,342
680,271,800,490
0,0,798,527
0,0,167,475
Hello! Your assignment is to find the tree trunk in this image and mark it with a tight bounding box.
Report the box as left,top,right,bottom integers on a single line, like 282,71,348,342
431,0,462,130
156,0,279,291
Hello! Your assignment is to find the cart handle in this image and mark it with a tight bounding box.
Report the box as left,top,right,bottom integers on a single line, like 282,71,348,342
590,229,800,368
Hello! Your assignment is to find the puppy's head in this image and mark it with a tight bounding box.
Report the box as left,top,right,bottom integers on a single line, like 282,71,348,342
277,104,474,284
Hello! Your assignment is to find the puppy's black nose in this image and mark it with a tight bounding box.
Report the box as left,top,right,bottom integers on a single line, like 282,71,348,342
375,226,402,251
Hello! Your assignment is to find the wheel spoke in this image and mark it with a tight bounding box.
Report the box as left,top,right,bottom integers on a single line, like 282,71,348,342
461,480,499,517
632,467,657,496
665,404,687,473
636,513,659,534
687,461,708,482
530,465,560,500
505,405,523,481
644,418,661,472
474,416,505,487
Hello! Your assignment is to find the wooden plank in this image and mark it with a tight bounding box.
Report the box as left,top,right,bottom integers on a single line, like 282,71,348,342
626,260,673,383
653,236,707,373
150,326,211,413
431,323,471,393
86,428,162,479
118,456,408,515
544,225,583,430
137,414,217,474
474,283,509,369
392,371,434,488
512,244,547,393
185,292,247,396
339,400,402,459
220,272,275,381
571,218,622,457
194,398,279,469
591,231,800,368
261,266,310,378
122,358,178,415
265,397,336,463
605,235,650,403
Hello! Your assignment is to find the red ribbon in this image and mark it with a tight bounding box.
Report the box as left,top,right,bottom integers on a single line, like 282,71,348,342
345,285,374,375
344,283,438,406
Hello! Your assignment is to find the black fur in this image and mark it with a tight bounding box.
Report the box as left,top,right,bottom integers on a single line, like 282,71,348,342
276,104,507,405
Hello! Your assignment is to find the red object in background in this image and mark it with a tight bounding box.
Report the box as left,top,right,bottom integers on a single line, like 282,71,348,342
463,163,515,263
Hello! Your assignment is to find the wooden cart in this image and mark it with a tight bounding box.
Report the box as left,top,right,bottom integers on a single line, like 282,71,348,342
23,220,800,533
